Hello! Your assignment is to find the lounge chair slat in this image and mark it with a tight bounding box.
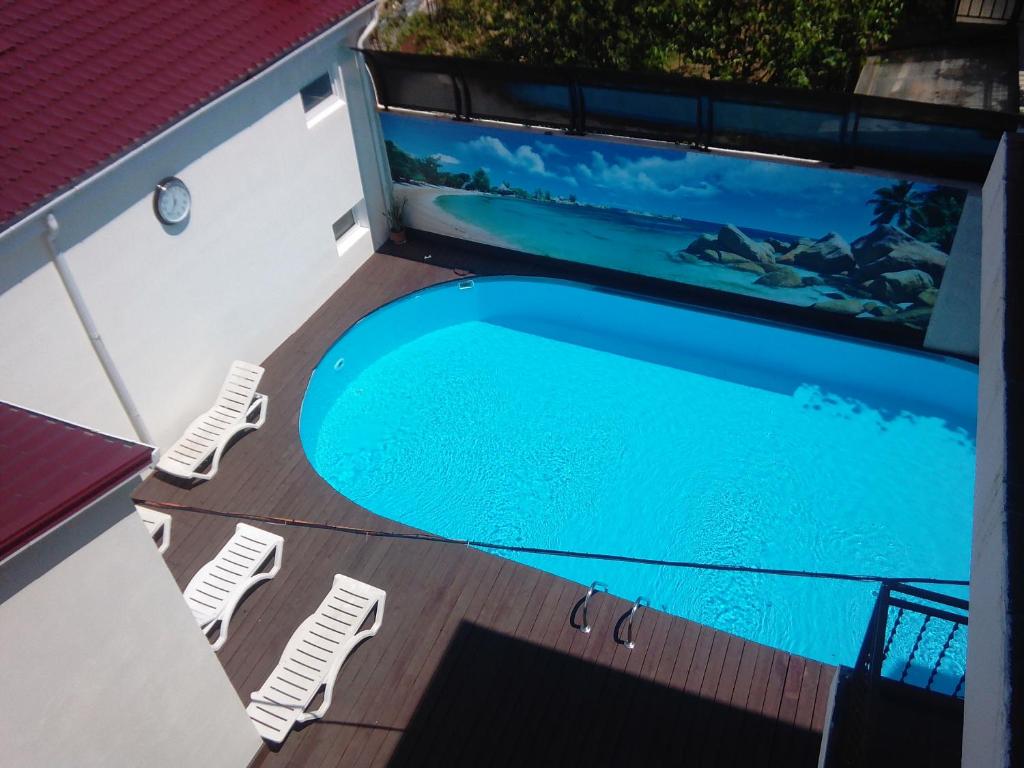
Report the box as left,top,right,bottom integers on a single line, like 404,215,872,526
155,360,267,481
289,658,321,674
283,665,317,683
253,705,289,722
337,593,370,606
269,685,301,701
182,522,283,652
276,674,311,691
247,574,385,744
296,647,328,665
333,596,365,608
309,630,340,646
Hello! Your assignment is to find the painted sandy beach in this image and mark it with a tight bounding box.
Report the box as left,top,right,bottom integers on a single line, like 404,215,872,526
396,185,518,251
384,113,967,331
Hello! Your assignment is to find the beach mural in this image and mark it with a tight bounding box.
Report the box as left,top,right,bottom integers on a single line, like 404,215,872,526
381,112,967,333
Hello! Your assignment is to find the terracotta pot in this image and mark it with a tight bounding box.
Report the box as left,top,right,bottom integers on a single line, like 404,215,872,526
389,228,407,245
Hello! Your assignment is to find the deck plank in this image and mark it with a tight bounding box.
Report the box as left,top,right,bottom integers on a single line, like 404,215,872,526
488,579,573,768
628,615,691,766
697,634,747,766
771,655,810,767
714,639,763,767
659,619,704,762
730,643,777,767
136,245,836,767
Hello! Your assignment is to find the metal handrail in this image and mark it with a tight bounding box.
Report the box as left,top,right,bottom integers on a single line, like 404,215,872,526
580,581,608,634
856,580,969,695
624,596,649,649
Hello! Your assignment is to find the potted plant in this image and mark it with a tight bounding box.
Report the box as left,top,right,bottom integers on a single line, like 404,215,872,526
385,196,407,244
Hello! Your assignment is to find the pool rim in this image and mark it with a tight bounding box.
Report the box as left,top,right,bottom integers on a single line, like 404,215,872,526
302,273,979,390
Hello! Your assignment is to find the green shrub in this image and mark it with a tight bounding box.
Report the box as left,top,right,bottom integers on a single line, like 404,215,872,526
375,0,906,91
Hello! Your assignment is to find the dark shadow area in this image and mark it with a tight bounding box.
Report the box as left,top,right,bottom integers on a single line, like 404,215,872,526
0,480,140,602
388,621,821,767
160,211,191,236
823,668,964,768
1001,135,1024,767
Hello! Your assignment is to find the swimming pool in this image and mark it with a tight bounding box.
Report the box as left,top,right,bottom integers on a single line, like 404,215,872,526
300,277,976,672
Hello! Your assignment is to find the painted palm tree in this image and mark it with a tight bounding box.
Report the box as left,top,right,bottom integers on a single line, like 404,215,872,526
869,180,924,229
913,188,967,251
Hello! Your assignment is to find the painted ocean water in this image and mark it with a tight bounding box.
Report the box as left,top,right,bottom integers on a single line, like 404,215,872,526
383,112,969,333
434,193,842,305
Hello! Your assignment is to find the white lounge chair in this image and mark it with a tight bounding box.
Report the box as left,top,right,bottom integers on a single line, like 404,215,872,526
136,504,172,554
156,360,268,481
184,522,283,651
246,574,386,744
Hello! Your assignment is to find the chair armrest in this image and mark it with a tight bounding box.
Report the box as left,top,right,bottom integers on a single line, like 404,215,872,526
247,393,268,428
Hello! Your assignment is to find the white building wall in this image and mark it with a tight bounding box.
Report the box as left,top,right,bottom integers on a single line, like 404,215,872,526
59,65,374,448
0,247,137,436
0,483,261,767
0,5,385,446
961,135,1012,768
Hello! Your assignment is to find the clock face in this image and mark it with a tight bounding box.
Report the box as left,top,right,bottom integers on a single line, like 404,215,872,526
154,177,191,224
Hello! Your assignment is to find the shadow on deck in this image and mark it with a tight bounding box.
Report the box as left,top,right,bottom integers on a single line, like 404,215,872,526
823,668,964,768
386,621,823,767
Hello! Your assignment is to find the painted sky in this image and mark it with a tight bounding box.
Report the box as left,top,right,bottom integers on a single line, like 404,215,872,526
381,112,950,242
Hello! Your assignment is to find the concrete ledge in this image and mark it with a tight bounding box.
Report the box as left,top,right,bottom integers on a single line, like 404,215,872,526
962,132,1023,768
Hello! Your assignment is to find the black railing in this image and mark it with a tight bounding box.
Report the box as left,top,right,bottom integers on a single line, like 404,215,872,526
361,50,1021,182
856,581,969,697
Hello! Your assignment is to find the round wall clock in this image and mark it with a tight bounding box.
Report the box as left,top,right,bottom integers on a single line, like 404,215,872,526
153,177,191,225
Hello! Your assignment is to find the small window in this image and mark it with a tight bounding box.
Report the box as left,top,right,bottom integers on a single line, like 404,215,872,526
301,74,334,113
333,209,356,241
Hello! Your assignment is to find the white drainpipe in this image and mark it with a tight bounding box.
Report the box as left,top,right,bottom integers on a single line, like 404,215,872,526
44,213,155,444
355,0,397,244
356,0,382,48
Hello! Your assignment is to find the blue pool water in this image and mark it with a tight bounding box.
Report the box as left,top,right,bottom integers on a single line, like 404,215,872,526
300,277,976,675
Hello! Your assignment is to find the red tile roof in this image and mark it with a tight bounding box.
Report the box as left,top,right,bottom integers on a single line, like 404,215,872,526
0,0,370,231
0,402,155,560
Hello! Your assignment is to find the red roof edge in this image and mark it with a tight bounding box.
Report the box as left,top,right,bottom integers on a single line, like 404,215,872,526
0,0,372,234
0,402,156,562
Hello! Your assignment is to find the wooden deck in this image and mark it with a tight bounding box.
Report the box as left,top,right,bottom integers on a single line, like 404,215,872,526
136,240,836,767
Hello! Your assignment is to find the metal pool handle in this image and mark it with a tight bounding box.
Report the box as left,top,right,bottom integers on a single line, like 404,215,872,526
624,596,650,649
580,581,608,634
